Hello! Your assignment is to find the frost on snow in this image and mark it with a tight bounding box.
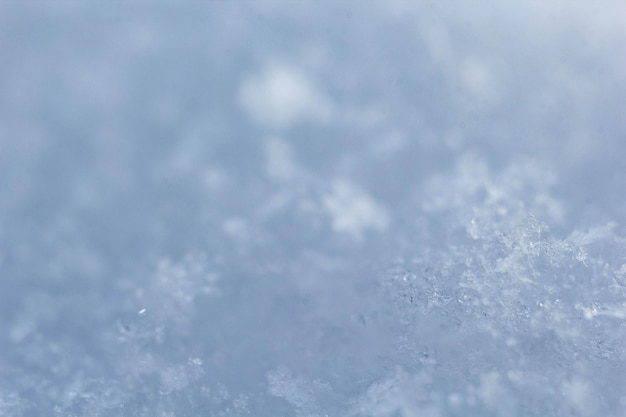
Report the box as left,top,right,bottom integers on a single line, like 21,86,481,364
2,1,626,416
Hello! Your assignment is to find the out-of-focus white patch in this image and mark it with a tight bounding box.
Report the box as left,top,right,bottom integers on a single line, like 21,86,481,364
420,20,454,67
424,154,565,224
568,222,618,246
264,137,301,182
476,371,514,415
126,21,160,52
222,217,249,241
341,104,388,131
370,130,408,157
562,377,598,417
201,168,227,191
323,179,388,240
443,129,466,152
150,96,181,126
73,63,124,110
0,391,21,416
239,62,332,129
460,58,497,101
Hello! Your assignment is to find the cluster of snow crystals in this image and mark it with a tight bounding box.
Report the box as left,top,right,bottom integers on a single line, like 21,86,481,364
31,253,228,417
380,155,626,416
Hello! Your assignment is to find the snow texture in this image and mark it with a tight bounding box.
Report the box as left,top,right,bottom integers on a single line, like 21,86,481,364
1,1,626,416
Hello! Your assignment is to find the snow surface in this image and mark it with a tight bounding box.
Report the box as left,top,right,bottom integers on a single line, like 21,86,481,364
1,1,626,416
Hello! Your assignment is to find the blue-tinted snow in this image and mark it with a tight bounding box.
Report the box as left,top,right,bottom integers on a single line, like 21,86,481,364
1,2,626,416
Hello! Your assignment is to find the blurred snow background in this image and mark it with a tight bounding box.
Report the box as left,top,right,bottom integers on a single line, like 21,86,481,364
1,1,626,416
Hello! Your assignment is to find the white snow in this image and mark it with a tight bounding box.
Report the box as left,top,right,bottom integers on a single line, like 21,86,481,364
323,179,389,239
239,62,333,129
264,137,302,182
1,1,626,416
